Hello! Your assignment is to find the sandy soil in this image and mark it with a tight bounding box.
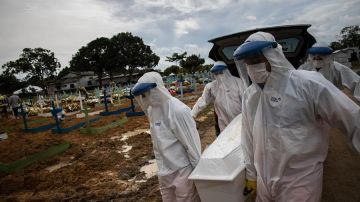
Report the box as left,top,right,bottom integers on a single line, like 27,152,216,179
0,91,359,202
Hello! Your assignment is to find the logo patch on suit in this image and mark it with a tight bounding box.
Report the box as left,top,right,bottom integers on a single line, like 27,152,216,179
269,93,282,107
155,122,161,126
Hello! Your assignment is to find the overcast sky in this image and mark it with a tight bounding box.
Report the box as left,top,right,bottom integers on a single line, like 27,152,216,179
1,0,359,73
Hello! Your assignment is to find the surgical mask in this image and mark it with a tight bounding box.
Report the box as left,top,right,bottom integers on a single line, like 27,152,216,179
246,63,270,83
312,60,326,71
149,89,163,107
215,73,225,82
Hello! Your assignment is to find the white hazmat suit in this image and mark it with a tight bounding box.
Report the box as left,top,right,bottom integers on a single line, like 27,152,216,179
298,48,360,102
191,61,246,131
132,72,201,202
234,32,360,202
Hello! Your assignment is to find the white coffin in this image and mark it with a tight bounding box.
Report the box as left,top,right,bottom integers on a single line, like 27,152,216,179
189,114,246,202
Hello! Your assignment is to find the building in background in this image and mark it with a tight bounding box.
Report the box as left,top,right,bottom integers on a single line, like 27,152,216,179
333,47,360,68
46,69,156,95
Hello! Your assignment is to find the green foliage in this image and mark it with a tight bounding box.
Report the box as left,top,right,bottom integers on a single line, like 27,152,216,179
329,41,344,50
198,64,213,72
2,48,60,90
109,32,159,78
179,54,205,74
330,25,360,50
0,72,27,95
57,67,71,79
163,65,180,76
70,32,159,85
340,25,360,48
166,52,187,65
70,37,111,86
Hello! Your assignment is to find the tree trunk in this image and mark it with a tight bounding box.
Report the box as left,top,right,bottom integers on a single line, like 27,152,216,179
128,68,134,84
109,72,114,82
98,73,103,88
40,77,47,95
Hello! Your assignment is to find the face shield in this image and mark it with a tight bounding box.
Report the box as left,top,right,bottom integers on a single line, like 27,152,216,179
210,61,231,82
233,40,277,84
213,70,225,81
132,83,157,112
148,88,163,107
307,47,333,71
210,61,228,83
234,60,250,87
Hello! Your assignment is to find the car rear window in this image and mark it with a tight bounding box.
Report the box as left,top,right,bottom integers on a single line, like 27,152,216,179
221,37,300,61
277,38,300,53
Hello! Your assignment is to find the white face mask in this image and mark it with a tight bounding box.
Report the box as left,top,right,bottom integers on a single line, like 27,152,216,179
149,89,163,107
246,63,270,83
214,72,225,82
312,60,327,71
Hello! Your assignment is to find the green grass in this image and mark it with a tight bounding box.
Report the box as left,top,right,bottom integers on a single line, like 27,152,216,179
0,142,70,174
27,118,49,124
351,60,360,70
80,117,128,135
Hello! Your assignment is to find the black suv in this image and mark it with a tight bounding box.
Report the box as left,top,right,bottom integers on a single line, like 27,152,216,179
208,24,316,76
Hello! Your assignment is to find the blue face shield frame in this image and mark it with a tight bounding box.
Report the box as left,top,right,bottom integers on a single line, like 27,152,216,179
308,47,333,56
132,83,157,96
233,41,277,60
210,64,227,74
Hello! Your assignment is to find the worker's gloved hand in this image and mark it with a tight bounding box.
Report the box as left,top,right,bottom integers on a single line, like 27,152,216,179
243,180,257,196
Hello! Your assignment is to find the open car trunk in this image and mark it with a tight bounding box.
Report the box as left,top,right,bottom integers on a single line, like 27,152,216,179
208,24,316,76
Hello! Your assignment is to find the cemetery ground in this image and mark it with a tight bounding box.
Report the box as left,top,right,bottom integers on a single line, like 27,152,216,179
0,93,359,202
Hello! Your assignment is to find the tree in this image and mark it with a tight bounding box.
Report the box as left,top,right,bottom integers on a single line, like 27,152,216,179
2,48,60,90
329,25,360,50
0,72,27,95
198,64,213,72
163,65,180,76
166,52,187,66
70,37,111,87
340,25,360,48
329,41,344,50
57,67,71,79
179,54,205,74
109,32,159,82
70,33,159,86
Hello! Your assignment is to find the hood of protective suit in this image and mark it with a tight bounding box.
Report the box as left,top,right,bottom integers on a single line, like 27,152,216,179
306,45,333,71
210,62,244,97
210,61,228,83
133,72,172,113
234,32,294,85
192,63,245,131
299,55,360,102
134,73,202,177
299,45,337,84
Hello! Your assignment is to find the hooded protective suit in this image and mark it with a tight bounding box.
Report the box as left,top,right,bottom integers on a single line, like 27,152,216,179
132,72,201,202
298,49,360,102
191,61,246,131
234,32,360,202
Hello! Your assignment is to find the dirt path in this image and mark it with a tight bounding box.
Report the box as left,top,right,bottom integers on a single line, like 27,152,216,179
322,129,360,201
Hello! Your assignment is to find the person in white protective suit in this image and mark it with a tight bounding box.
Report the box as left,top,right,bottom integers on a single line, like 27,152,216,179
298,46,360,102
191,61,246,132
132,72,201,202
233,31,360,202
